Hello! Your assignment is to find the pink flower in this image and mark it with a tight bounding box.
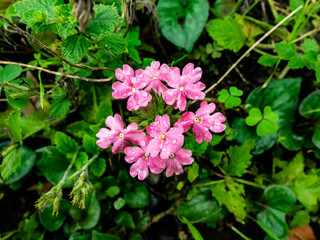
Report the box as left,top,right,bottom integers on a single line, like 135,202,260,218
124,137,165,180
96,114,145,154
162,63,206,111
112,66,152,111
139,61,169,95
162,148,194,177
146,115,184,159
175,101,226,143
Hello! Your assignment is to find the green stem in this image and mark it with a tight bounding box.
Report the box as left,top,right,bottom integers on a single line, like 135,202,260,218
289,1,310,42
267,0,278,20
233,177,266,189
58,151,78,187
292,27,319,43
170,54,188,67
231,226,253,240
192,179,225,188
242,0,260,16
262,59,281,88
278,65,290,79
70,155,99,179
232,0,243,14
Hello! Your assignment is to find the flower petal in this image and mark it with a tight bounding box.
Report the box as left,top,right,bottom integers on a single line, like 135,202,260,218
105,114,124,132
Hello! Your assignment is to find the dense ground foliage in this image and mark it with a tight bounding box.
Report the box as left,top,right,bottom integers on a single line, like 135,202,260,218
1,0,320,239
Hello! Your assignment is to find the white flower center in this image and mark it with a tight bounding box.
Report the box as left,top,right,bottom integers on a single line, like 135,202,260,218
160,133,166,140
193,117,200,123
152,76,157,80
131,87,136,93
119,133,124,138
144,153,150,157
179,86,185,92
169,154,175,159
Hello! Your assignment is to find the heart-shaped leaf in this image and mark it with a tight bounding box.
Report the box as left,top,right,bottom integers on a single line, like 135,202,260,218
0,65,22,83
263,106,279,122
245,108,262,126
218,89,230,102
257,119,279,136
229,86,243,96
157,0,209,52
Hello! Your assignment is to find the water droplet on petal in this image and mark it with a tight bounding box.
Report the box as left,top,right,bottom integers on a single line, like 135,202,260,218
172,139,177,144
142,92,148,97
203,127,208,131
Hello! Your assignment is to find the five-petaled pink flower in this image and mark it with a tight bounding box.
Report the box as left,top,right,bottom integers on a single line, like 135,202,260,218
162,63,206,111
112,65,152,111
124,137,165,180
146,115,184,159
162,148,194,177
175,101,226,143
96,114,145,154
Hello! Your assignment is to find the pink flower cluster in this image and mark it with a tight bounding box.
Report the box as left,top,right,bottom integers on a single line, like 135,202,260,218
96,62,227,180
112,61,206,111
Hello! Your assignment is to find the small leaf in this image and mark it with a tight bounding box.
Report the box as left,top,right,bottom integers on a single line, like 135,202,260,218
106,186,120,198
217,89,230,102
83,134,100,155
258,54,278,67
92,230,120,240
245,108,262,126
7,109,22,144
225,96,241,108
312,124,320,149
124,184,149,208
275,41,296,60
67,120,92,138
315,62,320,82
290,210,310,228
299,90,320,120
115,211,135,229
54,131,79,154
0,65,22,83
0,147,21,181
263,106,279,122
187,162,199,183
256,119,279,136
229,86,243,96
207,18,246,52
114,197,126,210
75,152,89,170
90,157,106,177
288,54,307,69
302,38,319,62
62,34,92,64
184,136,208,155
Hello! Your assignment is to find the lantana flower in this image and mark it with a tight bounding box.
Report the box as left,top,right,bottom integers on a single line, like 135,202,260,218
162,63,206,111
112,65,152,111
175,101,226,143
162,148,194,177
96,114,145,153
146,115,184,159
124,137,165,180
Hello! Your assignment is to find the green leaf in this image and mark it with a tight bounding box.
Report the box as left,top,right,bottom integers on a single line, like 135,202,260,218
177,189,226,226
211,180,247,222
246,78,303,151
36,146,75,187
256,120,279,136
302,38,319,62
115,211,135,229
85,4,121,40
62,34,91,64
316,62,320,82
273,152,304,184
207,18,246,52
245,108,262,126
258,54,278,67
211,0,235,19
83,134,100,155
126,27,142,64
217,89,230,102
312,124,320,149
229,86,243,96
114,197,126,210
38,199,70,231
257,186,296,238
292,173,320,211
0,65,22,83
184,136,208,155
7,109,22,144
92,230,120,240
75,152,89,170
49,90,71,119
157,0,209,52
179,216,204,240
5,90,29,109
223,139,255,177
67,120,92,138
187,162,199,183
3,145,36,184
133,210,151,233
69,231,92,240
290,210,310,228
54,131,78,154
106,186,120,198
263,106,279,122
225,96,241,108
208,150,223,167
0,147,21,181
90,157,106,177
288,54,307,69
124,184,149,208
20,115,45,136
275,41,296,60
299,90,320,121
78,191,101,229
100,33,128,55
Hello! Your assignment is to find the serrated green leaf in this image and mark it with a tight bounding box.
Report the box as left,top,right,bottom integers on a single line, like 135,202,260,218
208,150,223,167
211,180,246,221
258,54,278,67
50,88,71,119
302,38,319,62
85,4,121,40
66,120,92,138
62,34,91,64
316,62,320,82
7,109,22,144
75,152,89,170
54,131,78,154
184,136,208,155
273,152,304,184
187,162,199,183
0,147,21,181
275,41,296,60
115,211,135,229
100,33,128,55
288,54,307,69
223,139,255,177
20,115,45,136
157,0,209,52
89,157,106,177
207,18,246,52
83,134,100,155
290,210,310,228
245,108,262,126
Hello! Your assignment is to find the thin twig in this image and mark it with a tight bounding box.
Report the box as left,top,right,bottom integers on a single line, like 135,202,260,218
189,5,303,106
0,60,114,82
0,15,114,72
